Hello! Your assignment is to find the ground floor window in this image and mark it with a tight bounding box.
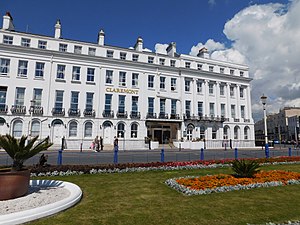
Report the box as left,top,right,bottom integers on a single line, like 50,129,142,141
131,123,138,138
187,124,193,141
244,126,249,140
13,120,23,137
69,121,78,137
31,120,40,137
212,126,217,139
234,126,240,139
200,125,205,140
117,123,125,138
84,122,93,137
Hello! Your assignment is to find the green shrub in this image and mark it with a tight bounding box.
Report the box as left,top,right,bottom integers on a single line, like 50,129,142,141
231,159,260,178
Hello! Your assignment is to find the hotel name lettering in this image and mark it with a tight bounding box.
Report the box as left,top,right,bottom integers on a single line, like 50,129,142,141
106,87,139,95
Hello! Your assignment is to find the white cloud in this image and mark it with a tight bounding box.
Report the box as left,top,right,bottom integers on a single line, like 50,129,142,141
190,0,300,121
155,43,168,54
208,0,216,7
189,39,225,56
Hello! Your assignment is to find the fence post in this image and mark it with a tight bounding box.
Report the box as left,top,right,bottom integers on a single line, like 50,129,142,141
57,136,64,165
234,147,238,160
160,149,165,163
114,145,118,164
289,147,292,157
57,149,62,165
200,148,204,160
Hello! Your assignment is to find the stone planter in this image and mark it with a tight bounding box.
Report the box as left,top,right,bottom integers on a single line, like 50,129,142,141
0,169,30,200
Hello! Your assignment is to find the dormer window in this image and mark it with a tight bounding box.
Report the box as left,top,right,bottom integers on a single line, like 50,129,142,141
209,66,214,72
88,47,96,56
132,54,139,62
3,35,13,45
185,62,191,69
197,64,202,70
159,58,165,65
240,71,244,77
170,60,176,67
21,38,30,47
74,45,82,54
107,50,114,58
38,40,47,49
120,52,127,60
59,43,67,52
230,69,235,75
148,56,154,64
220,68,224,74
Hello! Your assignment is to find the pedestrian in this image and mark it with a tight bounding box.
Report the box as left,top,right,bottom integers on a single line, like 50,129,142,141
100,136,103,151
94,136,100,152
114,136,119,152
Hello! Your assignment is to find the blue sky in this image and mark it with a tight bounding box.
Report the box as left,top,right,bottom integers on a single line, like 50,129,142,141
1,0,299,121
0,0,288,54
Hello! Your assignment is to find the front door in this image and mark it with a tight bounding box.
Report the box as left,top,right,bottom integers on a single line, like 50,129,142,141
53,124,64,145
103,126,112,145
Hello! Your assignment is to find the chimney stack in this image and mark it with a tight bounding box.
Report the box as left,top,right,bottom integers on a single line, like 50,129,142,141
54,19,61,39
98,29,105,46
197,47,209,58
2,12,15,30
166,42,176,57
134,36,143,52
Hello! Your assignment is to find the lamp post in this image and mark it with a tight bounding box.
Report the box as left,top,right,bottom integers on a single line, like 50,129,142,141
29,99,36,139
261,94,269,158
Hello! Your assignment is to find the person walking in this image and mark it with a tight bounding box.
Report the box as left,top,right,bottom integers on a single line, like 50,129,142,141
100,136,103,151
113,136,119,163
94,136,100,152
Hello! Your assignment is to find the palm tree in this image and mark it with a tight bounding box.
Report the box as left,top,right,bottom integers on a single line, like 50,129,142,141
0,134,53,171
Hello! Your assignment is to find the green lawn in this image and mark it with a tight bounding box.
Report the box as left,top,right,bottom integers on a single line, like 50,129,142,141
31,164,300,225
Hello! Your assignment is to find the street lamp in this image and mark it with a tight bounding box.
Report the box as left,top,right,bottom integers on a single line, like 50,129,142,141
260,94,269,158
29,99,36,139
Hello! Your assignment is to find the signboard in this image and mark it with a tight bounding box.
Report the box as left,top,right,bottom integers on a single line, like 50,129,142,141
106,87,138,95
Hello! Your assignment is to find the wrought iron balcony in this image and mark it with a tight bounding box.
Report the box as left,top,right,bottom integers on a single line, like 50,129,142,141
234,118,240,122
29,106,43,115
0,104,8,114
117,110,128,118
170,114,180,120
158,112,168,119
102,110,114,118
221,116,229,122
146,112,157,119
83,109,95,117
11,105,26,114
68,108,80,117
130,111,141,119
244,118,250,123
52,108,65,116
184,113,198,120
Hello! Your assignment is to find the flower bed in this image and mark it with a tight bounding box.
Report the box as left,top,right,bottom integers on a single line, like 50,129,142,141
165,170,300,195
26,156,300,177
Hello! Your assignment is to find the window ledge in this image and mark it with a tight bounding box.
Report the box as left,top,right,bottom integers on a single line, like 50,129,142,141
55,79,66,83
86,81,96,85
71,80,81,84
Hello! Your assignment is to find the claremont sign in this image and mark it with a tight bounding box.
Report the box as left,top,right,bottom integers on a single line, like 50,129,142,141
106,87,139,95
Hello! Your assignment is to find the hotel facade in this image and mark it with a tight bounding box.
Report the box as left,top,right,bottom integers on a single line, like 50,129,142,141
0,13,255,150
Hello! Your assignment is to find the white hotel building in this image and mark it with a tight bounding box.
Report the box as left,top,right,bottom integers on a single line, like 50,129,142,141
0,13,255,150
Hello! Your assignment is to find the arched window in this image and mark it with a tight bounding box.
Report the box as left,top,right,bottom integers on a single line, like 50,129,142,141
223,126,230,139
200,125,205,140
187,124,194,141
69,121,78,137
12,120,23,137
212,126,217,139
234,126,240,140
31,121,40,137
84,122,93,137
117,123,125,138
131,123,138,138
244,126,250,140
